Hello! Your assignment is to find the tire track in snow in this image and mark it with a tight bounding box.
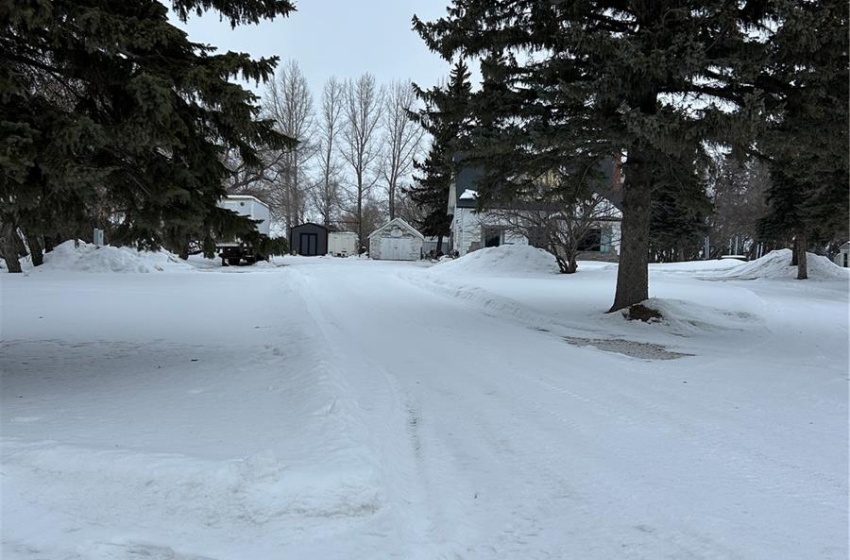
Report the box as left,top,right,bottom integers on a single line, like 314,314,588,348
288,266,659,557
287,267,437,559
406,269,843,498
397,267,845,558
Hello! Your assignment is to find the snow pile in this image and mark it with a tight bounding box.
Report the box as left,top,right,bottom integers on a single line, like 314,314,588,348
42,240,194,273
430,245,559,276
623,297,766,337
711,249,849,281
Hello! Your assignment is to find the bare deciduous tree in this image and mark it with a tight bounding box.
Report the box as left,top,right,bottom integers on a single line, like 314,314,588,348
380,80,423,220
707,156,771,259
311,77,345,227
492,193,620,273
338,193,388,252
264,60,315,233
221,145,285,199
340,74,383,248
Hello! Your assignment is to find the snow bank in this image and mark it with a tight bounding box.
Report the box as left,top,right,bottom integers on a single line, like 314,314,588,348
711,249,849,281
41,241,195,273
430,245,559,276
624,297,766,337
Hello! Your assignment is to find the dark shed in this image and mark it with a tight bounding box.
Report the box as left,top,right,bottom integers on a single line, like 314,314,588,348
289,223,329,256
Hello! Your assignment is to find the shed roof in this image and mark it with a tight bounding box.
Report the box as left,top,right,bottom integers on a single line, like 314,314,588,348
368,218,424,240
290,222,329,231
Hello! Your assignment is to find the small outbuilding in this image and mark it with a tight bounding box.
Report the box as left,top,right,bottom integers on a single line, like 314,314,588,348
289,223,329,256
368,218,424,261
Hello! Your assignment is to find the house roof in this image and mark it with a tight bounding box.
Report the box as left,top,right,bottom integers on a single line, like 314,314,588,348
368,218,424,240
451,156,623,212
224,194,270,206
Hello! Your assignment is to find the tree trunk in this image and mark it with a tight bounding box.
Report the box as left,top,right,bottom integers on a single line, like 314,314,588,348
791,236,798,266
567,254,578,274
555,254,568,273
609,152,652,312
27,232,45,267
796,229,808,280
2,223,23,273
357,196,363,252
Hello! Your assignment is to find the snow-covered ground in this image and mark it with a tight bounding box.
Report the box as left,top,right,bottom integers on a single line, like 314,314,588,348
2,242,848,560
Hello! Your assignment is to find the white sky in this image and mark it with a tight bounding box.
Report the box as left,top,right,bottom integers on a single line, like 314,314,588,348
173,0,455,93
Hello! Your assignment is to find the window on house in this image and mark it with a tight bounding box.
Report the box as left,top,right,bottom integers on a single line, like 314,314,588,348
483,226,504,248
577,228,602,252
528,227,548,250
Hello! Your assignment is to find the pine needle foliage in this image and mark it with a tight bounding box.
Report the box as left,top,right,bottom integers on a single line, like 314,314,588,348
414,1,776,311
407,59,473,249
1,0,296,269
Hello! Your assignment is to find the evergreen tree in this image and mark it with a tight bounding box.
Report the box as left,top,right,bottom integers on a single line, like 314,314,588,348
1,0,296,271
649,151,713,262
407,59,472,254
414,1,770,311
756,0,849,279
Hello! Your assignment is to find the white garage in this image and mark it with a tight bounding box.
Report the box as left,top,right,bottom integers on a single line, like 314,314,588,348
368,218,424,261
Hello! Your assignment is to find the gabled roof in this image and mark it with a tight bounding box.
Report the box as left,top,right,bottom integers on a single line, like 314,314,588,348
368,218,424,240
290,222,329,231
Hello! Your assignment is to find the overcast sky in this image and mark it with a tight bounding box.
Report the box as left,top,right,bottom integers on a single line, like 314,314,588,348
174,0,456,94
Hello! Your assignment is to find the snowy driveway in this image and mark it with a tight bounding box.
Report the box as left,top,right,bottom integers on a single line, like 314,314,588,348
1,248,848,559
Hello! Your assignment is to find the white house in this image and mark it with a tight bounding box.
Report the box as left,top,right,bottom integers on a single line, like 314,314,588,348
446,161,623,258
368,218,424,261
450,189,531,255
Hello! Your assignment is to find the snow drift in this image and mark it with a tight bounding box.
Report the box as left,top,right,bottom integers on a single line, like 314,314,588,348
430,245,560,276
711,249,849,281
40,241,195,273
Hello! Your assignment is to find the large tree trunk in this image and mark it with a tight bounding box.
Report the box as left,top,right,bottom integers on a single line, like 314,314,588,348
796,229,808,280
2,223,23,273
609,152,652,312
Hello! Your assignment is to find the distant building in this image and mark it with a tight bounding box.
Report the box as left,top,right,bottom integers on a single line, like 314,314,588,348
447,157,622,258
368,218,424,261
289,223,329,256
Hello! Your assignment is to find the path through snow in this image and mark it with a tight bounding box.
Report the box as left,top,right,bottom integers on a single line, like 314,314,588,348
1,246,847,559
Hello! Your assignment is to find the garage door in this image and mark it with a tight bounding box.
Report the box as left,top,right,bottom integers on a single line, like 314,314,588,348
380,237,413,260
